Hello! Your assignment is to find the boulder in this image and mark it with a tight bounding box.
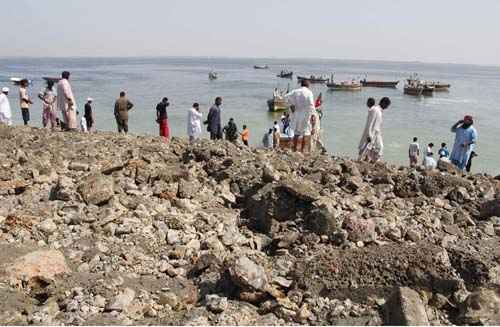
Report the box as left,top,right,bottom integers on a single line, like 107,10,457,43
278,177,321,202
384,287,429,326
77,173,114,205
306,197,340,236
105,288,135,312
460,287,500,325
342,216,376,243
206,294,228,313
228,256,268,291
437,159,459,174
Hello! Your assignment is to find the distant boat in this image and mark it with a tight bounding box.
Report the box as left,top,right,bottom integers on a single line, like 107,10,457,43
428,82,451,91
327,81,362,91
277,70,293,79
10,77,32,86
297,75,329,84
404,84,434,96
209,72,218,80
42,77,62,84
360,79,399,88
254,65,269,70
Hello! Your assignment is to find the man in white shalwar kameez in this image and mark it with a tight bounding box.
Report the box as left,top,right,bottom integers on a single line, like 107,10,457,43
187,103,203,142
358,97,391,162
0,87,12,126
285,79,315,152
57,71,77,130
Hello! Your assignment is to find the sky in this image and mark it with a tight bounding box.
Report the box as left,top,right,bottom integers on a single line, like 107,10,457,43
2,0,500,65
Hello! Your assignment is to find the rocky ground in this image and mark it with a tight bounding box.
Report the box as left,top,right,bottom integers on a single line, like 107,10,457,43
0,125,500,325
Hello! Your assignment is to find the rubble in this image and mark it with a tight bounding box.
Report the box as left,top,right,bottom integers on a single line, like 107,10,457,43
0,124,498,325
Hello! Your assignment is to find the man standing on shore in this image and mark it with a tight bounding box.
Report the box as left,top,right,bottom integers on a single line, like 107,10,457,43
450,115,478,171
358,97,391,163
223,118,238,143
19,79,33,125
57,71,77,130
187,103,202,142
207,97,222,140
114,91,134,134
0,87,12,126
408,137,420,167
285,79,315,152
84,98,94,132
156,97,170,141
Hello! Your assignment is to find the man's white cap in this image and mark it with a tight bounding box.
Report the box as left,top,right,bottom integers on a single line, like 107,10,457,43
87,97,93,102
2,87,9,93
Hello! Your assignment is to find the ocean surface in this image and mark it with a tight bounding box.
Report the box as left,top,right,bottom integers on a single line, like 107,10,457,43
1,57,499,175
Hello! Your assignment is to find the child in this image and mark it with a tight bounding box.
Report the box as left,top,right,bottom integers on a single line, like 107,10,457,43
423,143,437,170
241,125,249,146
438,143,450,158
78,111,88,133
408,137,420,167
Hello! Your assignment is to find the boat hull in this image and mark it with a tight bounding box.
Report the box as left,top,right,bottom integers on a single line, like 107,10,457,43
277,72,293,79
267,99,290,112
360,80,399,88
404,87,423,96
327,83,362,91
297,76,328,84
431,84,451,91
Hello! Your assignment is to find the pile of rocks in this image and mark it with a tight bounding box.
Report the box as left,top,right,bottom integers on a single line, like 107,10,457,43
0,124,499,325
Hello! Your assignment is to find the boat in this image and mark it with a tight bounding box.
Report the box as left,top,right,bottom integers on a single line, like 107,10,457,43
267,98,290,112
404,84,434,96
297,75,329,84
428,82,451,91
42,77,62,83
360,79,399,88
277,70,293,79
10,77,32,86
327,81,362,91
254,65,269,70
208,72,218,80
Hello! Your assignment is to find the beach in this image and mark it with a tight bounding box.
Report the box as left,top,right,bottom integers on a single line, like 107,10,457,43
1,57,499,174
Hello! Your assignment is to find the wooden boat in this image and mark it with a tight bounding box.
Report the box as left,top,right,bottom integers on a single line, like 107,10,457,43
267,98,290,112
42,77,62,84
254,65,269,70
404,84,434,96
429,82,451,91
297,75,329,84
360,79,399,88
422,85,435,95
208,72,218,80
277,71,293,79
327,81,362,91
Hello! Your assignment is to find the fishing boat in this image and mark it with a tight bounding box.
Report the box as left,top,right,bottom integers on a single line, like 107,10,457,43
254,65,269,70
267,98,290,112
10,77,32,85
428,82,451,91
404,84,434,96
360,79,399,88
208,72,218,80
42,77,62,84
297,75,329,84
277,70,293,79
327,81,362,91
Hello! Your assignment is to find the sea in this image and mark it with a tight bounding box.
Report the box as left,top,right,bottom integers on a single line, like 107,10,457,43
1,57,499,175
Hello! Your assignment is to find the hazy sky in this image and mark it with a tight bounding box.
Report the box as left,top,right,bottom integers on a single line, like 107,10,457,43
3,0,500,65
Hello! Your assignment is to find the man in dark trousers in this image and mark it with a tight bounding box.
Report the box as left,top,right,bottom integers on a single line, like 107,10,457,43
156,97,170,141
223,117,238,143
207,97,223,140
84,98,94,132
114,91,134,134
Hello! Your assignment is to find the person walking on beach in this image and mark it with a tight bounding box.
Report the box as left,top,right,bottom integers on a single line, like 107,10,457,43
19,79,33,125
114,91,134,134
187,103,202,142
207,97,223,140
358,97,391,163
438,143,450,159
358,98,376,160
223,118,238,143
450,115,478,171
0,87,12,126
285,79,315,152
241,125,250,146
38,81,57,129
423,143,437,170
84,98,94,132
262,128,274,149
57,71,77,131
156,97,170,141
408,137,420,167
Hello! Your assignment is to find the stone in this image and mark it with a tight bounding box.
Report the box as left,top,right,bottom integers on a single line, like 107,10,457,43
77,173,114,205
167,230,180,245
228,256,268,291
159,291,179,308
5,249,70,286
38,219,57,234
306,197,339,236
437,159,459,174
206,294,228,313
342,216,377,243
460,287,500,325
177,179,201,199
481,198,500,219
68,161,89,171
384,287,429,326
447,186,471,204
279,178,321,202
105,288,135,312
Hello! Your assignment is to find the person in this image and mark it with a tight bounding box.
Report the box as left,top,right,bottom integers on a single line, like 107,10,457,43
358,97,391,163
156,97,170,141
207,97,223,140
78,111,88,133
19,79,33,125
273,120,280,133
285,79,315,152
57,71,77,130
450,115,478,171
114,91,134,134
272,127,280,149
310,109,325,153
84,98,94,132
241,125,250,146
423,143,437,170
282,113,291,136
187,103,202,142
38,81,57,129
408,137,420,167
466,151,478,173
438,142,450,159
0,87,12,126
262,128,274,149
223,118,238,143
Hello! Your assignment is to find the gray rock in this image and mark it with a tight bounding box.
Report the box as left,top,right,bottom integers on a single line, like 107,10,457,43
77,173,114,205
460,287,500,325
206,294,228,313
38,219,57,234
228,256,268,291
384,287,429,326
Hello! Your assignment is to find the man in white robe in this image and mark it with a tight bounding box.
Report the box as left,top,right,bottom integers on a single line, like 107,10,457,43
358,97,391,162
0,87,12,126
285,79,315,152
57,71,77,130
187,103,202,142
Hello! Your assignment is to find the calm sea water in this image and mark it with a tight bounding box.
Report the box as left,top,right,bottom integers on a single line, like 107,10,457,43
1,57,499,175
